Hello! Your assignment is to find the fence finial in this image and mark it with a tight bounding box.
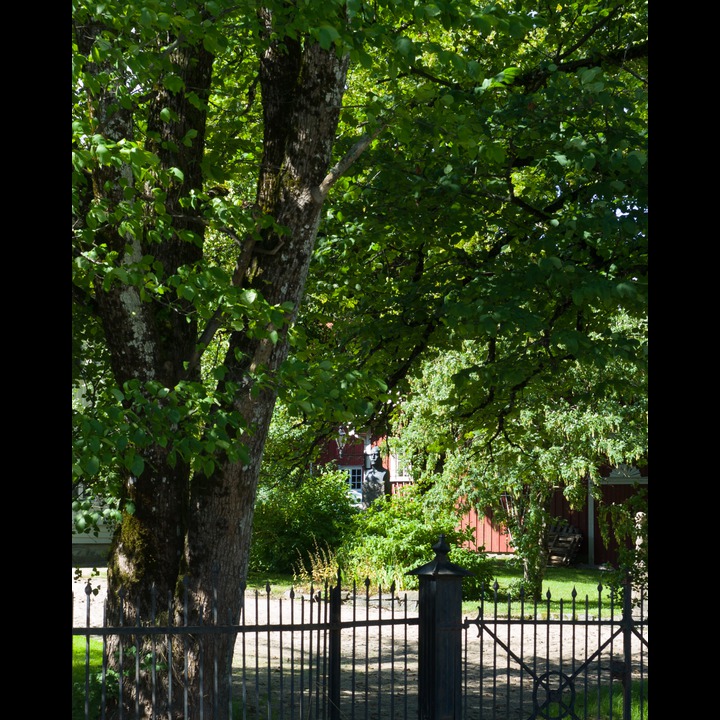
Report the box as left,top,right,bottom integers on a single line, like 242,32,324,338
408,534,473,577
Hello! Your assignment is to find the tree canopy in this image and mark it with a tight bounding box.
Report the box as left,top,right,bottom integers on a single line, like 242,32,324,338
280,0,647,442
72,0,647,715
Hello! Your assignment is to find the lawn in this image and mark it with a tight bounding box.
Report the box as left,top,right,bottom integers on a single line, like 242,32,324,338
473,555,617,616
72,635,106,720
246,556,621,618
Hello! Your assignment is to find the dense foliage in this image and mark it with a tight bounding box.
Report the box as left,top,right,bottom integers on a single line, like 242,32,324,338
249,466,358,574
337,485,494,599
72,1,647,713
385,310,647,597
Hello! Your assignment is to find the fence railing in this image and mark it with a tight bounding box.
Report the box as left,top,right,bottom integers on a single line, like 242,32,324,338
72,539,648,720
461,584,648,719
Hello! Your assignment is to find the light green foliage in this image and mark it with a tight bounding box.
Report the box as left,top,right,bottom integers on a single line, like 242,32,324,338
598,487,648,600
249,466,358,575
387,310,647,599
72,483,123,537
337,485,493,597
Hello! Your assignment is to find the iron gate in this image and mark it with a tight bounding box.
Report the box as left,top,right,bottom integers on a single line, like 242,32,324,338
461,583,648,719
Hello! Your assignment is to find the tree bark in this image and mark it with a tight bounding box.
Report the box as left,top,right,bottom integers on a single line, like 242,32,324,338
180,21,350,716
80,18,216,717
87,8,349,715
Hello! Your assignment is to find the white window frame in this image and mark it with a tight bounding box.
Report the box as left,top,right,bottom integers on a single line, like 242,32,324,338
340,465,363,492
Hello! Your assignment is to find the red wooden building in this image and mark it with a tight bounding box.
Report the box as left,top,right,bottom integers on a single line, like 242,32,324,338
458,464,647,566
319,431,647,568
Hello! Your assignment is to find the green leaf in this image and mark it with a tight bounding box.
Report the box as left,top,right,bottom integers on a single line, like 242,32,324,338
178,284,195,300
539,256,562,271
96,144,111,164
579,67,603,85
395,36,414,58
469,13,494,34
496,67,520,85
616,282,637,299
203,32,228,54
130,454,145,476
84,457,100,477
317,24,340,50
182,129,198,147
163,74,185,93
626,151,646,173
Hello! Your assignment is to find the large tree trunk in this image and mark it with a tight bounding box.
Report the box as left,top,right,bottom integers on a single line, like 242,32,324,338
79,16,215,717
180,21,350,716
89,7,349,716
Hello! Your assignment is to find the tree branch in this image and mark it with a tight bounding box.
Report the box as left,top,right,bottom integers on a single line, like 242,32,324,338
315,124,387,201
518,40,648,92
184,226,257,378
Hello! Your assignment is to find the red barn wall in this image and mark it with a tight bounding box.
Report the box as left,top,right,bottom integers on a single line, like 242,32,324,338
459,506,514,554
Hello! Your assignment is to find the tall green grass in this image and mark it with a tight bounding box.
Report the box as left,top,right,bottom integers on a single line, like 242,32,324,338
72,636,104,720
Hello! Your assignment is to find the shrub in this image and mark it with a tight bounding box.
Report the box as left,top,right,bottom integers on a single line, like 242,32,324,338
448,546,495,601
337,484,489,594
250,467,358,574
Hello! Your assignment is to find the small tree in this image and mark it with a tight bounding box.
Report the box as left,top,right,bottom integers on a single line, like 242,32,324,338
390,313,647,600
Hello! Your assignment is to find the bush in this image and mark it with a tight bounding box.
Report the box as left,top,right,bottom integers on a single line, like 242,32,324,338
249,467,358,574
337,485,490,594
448,546,495,601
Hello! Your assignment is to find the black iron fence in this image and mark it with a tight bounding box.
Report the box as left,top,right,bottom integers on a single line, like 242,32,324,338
461,586,648,719
72,539,648,720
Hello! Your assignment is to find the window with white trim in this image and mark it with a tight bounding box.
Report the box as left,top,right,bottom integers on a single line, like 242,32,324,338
340,466,363,492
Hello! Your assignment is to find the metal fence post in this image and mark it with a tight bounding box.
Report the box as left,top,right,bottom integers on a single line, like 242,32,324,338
621,573,633,720
328,569,342,720
408,535,473,720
